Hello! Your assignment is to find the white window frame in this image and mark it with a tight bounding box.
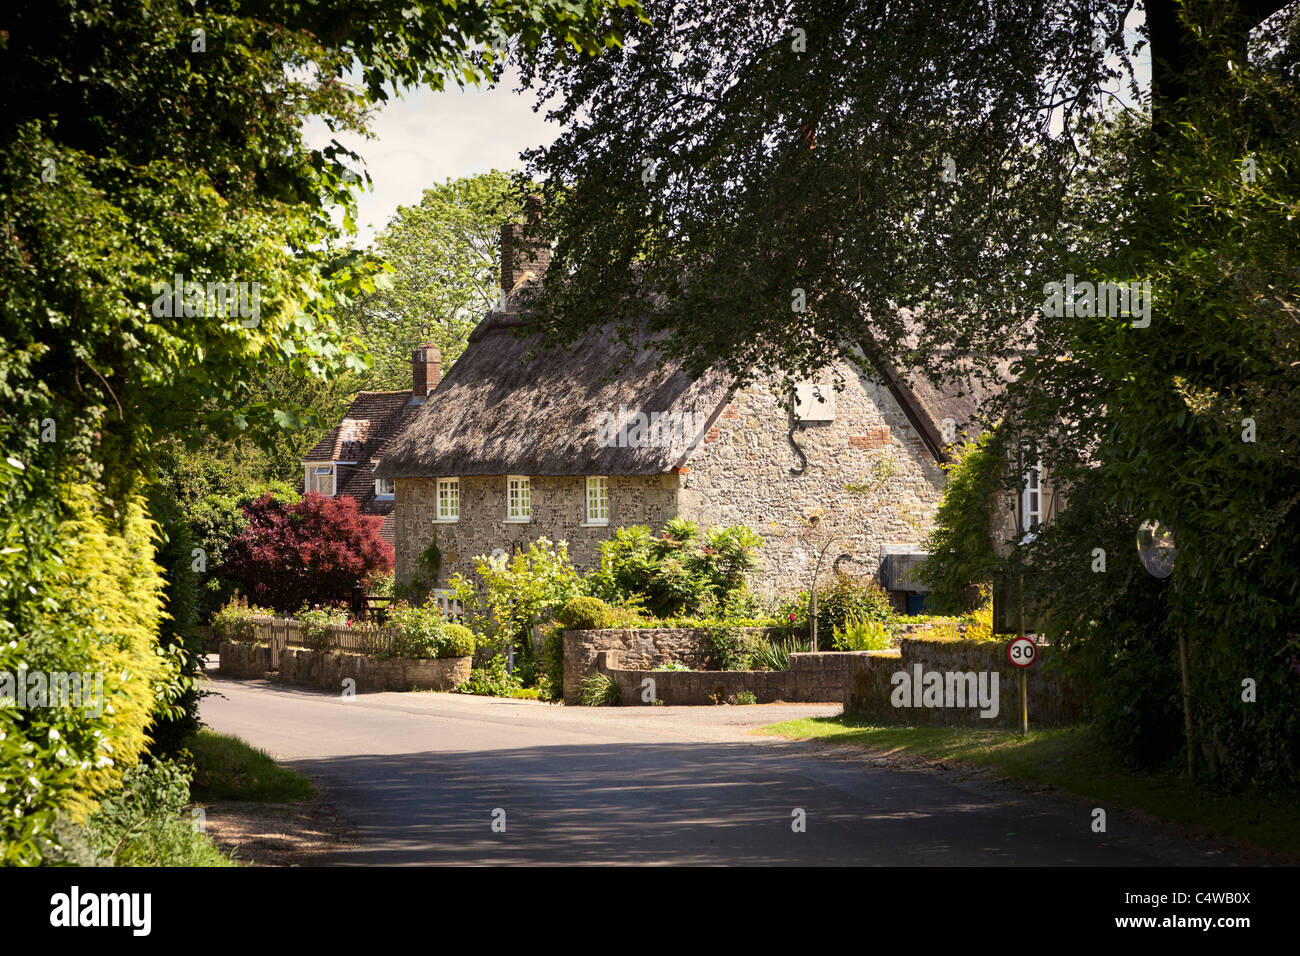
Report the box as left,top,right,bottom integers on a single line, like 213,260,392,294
505,475,531,522
436,477,460,522
584,476,609,526
373,477,395,500
1020,457,1043,538
307,464,336,497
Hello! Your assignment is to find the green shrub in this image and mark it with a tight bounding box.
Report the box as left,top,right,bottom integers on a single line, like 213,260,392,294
579,672,621,706
81,757,233,867
454,654,523,697
297,604,350,650
732,690,758,705
211,594,274,643
381,604,477,659
555,595,617,629
440,623,477,658
541,626,565,700
653,661,691,671
749,637,812,671
782,572,894,647
585,520,763,617
832,614,894,651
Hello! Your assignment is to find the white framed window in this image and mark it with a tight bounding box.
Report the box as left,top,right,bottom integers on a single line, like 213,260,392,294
1021,458,1043,534
374,477,395,499
309,465,335,496
437,478,460,521
585,476,609,525
506,475,531,522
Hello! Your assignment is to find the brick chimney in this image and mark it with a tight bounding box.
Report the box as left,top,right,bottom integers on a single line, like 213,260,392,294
499,195,551,300
412,344,441,397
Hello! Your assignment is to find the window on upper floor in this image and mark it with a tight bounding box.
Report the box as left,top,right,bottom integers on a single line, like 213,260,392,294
506,475,531,522
374,477,395,499
1020,447,1043,538
310,465,335,496
437,478,460,521
586,476,609,525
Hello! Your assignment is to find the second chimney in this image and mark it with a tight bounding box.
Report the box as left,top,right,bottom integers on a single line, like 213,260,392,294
412,345,441,398
499,195,551,300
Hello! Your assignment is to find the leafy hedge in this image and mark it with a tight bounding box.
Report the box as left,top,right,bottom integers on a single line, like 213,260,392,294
380,604,476,660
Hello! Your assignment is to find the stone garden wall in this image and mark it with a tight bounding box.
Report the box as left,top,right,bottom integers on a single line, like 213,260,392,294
846,638,1086,728
217,642,270,678
561,626,780,704
218,642,470,693
596,649,871,705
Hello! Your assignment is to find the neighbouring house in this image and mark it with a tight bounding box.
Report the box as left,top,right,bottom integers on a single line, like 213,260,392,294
300,346,440,544
374,217,1015,605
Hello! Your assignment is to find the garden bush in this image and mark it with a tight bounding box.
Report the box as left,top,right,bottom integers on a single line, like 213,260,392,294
297,604,350,650
832,614,893,651
781,571,894,647
223,492,393,613
585,519,763,617
381,604,477,660
83,757,231,867
454,654,523,697
210,595,274,643
579,672,621,707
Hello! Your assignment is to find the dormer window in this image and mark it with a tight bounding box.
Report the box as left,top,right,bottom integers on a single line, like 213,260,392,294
374,477,395,499
309,465,335,496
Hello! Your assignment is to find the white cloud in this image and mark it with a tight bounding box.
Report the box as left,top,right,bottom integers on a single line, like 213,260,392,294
304,70,559,246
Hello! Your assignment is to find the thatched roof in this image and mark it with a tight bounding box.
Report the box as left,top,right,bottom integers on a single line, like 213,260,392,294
374,314,734,478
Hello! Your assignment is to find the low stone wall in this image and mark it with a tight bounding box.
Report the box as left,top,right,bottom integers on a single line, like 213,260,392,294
217,642,271,678
218,643,470,693
595,649,871,705
846,638,1085,728
561,626,781,705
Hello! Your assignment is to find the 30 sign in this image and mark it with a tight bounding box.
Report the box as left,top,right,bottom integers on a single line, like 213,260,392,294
1007,637,1037,668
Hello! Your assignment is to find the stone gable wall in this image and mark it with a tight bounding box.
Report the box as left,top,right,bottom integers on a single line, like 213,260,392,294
677,363,947,594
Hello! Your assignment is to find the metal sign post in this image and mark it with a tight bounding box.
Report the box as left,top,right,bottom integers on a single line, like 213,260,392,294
1007,636,1037,734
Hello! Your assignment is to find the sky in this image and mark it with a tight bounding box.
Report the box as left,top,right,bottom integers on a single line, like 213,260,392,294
303,69,556,247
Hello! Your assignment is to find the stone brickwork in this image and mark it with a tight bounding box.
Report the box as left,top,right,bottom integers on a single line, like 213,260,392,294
596,649,869,705
846,639,1085,728
561,626,749,704
678,363,947,593
394,474,678,588
276,647,470,692
217,643,470,693
217,642,271,678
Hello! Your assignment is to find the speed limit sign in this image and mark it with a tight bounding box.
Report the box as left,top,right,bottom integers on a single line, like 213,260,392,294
1007,636,1037,668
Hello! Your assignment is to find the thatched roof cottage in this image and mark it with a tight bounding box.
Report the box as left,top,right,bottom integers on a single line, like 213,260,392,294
374,222,999,603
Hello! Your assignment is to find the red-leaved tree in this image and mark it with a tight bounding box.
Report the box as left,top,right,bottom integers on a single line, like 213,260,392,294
223,492,393,613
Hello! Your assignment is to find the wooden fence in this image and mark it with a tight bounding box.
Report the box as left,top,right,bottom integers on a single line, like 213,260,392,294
246,592,465,667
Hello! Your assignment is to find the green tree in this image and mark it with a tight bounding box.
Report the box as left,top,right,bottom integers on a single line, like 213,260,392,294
344,171,528,387
0,0,633,860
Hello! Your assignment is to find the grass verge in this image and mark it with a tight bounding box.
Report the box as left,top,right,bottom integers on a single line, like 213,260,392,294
757,713,1300,856
188,728,316,803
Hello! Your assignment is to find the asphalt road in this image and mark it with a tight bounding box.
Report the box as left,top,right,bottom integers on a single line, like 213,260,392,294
199,665,1246,866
